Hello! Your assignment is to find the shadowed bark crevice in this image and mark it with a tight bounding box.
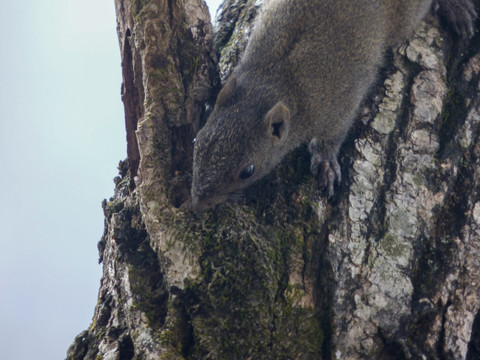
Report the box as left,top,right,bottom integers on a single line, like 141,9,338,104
120,24,144,187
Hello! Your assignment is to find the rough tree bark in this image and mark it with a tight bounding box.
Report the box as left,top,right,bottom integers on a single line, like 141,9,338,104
67,0,480,359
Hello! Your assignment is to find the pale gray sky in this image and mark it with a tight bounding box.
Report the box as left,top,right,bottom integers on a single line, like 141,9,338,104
0,0,221,359
207,0,223,17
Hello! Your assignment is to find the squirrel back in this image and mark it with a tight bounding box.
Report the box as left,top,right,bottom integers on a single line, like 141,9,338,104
191,0,476,213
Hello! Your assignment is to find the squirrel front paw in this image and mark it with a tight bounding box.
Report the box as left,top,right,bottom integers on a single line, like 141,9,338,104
309,138,342,198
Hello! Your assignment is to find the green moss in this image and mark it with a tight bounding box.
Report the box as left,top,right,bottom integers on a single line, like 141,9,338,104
132,0,148,18
157,176,324,358
156,298,193,360
104,198,125,220
128,265,167,331
272,304,324,358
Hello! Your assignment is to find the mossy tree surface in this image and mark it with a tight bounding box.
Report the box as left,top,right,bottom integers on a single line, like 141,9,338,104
67,1,480,359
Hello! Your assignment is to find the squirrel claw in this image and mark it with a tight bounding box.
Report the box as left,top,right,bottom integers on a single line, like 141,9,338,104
309,138,342,197
310,156,342,198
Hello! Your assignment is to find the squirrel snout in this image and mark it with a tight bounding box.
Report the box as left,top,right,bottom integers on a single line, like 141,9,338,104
191,196,213,214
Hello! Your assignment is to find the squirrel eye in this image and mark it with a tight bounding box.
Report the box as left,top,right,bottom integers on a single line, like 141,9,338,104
192,138,197,145
240,164,255,179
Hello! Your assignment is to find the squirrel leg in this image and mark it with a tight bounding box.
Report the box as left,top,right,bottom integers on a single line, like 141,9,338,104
433,0,477,37
308,138,342,198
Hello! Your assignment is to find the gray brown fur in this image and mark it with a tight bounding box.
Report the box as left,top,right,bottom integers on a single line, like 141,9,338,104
191,0,476,213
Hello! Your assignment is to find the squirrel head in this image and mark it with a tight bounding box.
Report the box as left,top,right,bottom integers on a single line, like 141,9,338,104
191,75,292,213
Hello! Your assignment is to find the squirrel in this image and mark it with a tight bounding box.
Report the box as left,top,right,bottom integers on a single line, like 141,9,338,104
191,0,476,213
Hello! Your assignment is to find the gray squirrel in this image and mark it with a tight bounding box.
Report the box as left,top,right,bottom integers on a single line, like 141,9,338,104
191,0,476,213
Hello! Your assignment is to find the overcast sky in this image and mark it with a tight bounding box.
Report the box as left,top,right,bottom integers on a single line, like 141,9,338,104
0,0,222,359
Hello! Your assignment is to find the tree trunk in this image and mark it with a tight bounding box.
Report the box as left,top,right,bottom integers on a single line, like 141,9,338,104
67,0,480,359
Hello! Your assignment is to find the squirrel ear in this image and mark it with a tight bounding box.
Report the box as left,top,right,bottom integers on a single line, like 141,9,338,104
264,101,291,142
216,75,237,108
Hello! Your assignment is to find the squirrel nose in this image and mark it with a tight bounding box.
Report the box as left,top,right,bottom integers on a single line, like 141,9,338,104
191,196,211,214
